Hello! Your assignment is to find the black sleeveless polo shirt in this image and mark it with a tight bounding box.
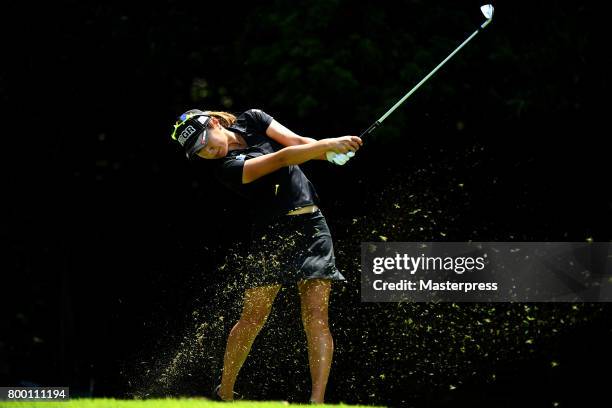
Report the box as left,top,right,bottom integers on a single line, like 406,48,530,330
211,109,320,218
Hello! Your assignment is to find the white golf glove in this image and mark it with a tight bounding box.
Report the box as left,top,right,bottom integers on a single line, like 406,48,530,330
326,151,355,165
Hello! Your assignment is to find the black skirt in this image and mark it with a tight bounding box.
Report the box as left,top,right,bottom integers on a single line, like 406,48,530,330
241,209,346,288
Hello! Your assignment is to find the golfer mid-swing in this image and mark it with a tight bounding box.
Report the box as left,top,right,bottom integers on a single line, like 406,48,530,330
171,108,362,404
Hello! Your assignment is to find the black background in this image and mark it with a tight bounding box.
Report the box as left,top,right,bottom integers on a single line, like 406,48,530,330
2,1,611,407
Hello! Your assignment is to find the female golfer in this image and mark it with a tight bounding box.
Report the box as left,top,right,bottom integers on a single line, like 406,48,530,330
171,108,362,404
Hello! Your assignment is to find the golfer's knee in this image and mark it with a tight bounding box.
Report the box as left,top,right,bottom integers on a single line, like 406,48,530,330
302,311,329,330
240,309,271,328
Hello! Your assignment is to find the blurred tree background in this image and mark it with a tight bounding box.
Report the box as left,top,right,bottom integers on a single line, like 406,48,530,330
2,1,610,406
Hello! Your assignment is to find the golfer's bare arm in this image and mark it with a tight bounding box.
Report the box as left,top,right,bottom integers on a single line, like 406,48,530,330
241,134,362,184
241,142,330,184
265,119,326,159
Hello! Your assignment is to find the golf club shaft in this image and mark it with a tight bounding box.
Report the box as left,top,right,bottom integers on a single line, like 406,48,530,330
360,18,493,139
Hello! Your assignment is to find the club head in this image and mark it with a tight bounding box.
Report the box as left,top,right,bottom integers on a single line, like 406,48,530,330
480,4,494,20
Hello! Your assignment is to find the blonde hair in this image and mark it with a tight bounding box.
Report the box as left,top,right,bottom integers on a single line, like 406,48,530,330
204,111,237,128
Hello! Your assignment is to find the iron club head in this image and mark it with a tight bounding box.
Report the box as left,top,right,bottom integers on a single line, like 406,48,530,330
480,4,494,20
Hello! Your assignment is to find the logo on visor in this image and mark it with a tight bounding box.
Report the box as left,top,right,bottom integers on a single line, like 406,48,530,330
177,125,197,146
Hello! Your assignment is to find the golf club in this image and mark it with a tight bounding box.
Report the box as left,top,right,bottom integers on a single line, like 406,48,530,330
359,4,495,139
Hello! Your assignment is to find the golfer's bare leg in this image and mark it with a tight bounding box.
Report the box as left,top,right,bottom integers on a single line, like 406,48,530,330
298,278,333,404
218,284,281,400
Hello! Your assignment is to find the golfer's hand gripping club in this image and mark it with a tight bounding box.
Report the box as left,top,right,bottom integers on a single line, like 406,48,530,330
324,135,362,166
326,151,355,165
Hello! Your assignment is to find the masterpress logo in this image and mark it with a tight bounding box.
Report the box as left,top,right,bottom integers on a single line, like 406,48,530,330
361,242,612,303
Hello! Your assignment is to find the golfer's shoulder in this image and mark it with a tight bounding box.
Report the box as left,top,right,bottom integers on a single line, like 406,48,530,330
242,108,272,119
238,108,274,132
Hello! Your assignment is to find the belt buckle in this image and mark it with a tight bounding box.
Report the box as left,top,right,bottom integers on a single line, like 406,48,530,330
287,205,317,216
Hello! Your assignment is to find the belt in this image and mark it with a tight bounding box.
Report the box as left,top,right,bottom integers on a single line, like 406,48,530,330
287,204,319,216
